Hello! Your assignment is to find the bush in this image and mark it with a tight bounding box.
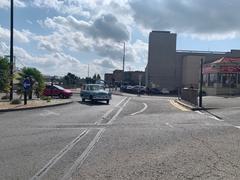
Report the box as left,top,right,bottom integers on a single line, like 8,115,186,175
11,99,22,105
1,95,9,100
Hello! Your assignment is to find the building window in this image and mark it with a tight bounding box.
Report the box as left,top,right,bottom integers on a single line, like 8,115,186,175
222,73,237,88
208,73,217,87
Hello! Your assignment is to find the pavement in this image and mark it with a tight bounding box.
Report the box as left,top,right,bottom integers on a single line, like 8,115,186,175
1,94,240,179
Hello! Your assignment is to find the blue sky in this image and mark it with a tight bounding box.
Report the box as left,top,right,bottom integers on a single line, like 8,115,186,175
1,0,240,77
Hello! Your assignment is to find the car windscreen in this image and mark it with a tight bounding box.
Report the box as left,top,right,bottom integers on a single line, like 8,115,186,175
54,85,65,90
89,85,104,91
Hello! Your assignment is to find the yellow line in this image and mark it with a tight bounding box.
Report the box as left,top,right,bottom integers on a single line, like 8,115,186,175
169,100,190,112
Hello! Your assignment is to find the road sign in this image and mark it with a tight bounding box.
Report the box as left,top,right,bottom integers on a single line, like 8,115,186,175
23,79,31,90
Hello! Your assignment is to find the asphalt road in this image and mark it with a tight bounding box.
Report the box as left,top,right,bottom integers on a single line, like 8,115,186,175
1,94,240,180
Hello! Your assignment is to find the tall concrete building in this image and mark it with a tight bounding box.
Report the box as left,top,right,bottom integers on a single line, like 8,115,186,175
146,31,177,90
145,30,240,93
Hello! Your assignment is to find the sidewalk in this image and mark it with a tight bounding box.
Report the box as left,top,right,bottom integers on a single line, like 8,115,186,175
0,99,73,112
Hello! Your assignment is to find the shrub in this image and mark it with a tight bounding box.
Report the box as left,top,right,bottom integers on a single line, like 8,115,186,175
11,99,22,105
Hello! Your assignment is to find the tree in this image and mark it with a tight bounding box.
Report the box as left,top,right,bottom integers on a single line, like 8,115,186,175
17,67,45,98
96,74,101,80
0,57,10,93
63,72,80,87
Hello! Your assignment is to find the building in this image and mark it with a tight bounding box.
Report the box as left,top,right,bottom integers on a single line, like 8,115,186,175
104,70,145,86
145,30,240,94
146,31,177,90
203,57,240,95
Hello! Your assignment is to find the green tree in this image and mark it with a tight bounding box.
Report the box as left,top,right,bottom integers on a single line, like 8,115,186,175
63,72,80,87
17,67,45,98
0,57,10,93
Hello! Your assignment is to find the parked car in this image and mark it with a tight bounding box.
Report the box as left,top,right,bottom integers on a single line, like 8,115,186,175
80,84,111,104
161,88,170,94
43,85,73,98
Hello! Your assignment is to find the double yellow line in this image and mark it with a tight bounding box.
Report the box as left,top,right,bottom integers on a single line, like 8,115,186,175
169,100,190,112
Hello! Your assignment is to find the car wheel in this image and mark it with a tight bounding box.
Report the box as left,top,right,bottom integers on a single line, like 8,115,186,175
59,94,64,99
106,100,109,104
90,95,94,103
82,98,85,102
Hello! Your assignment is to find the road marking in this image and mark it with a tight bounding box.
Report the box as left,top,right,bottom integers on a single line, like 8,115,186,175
30,129,89,180
108,97,131,124
130,103,148,116
195,110,204,115
61,128,105,180
95,97,128,125
234,126,240,129
209,116,224,122
165,122,174,128
39,110,60,116
169,100,190,112
115,97,127,107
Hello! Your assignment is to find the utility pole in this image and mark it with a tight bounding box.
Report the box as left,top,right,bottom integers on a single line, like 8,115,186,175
122,42,125,86
10,0,14,101
199,58,203,108
88,64,89,77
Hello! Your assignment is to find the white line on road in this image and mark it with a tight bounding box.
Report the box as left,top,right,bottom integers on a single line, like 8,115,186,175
108,97,131,124
61,128,105,180
234,126,240,129
130,103,148,116
209,116,224,122
165,122,174,128
62,98,130,179
195,110,204,115
30,129,89,180
115,97,127,107
39,110,60,116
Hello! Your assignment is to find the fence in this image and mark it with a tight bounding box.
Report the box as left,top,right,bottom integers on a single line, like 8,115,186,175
180,88,198,106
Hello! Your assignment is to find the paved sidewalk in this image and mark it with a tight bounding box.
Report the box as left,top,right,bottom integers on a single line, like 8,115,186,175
0,99,73,112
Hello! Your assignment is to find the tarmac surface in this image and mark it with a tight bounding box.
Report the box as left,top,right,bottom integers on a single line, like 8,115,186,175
1,94,240,179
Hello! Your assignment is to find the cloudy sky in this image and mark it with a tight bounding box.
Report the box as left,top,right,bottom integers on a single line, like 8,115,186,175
1,0,240,77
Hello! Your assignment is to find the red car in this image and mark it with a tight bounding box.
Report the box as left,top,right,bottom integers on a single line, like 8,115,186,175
43,85,73,98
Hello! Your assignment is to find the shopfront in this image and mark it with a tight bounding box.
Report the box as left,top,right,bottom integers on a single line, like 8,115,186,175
203,57,240,95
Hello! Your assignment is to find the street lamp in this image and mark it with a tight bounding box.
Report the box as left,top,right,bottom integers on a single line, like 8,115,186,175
199,58,203,108
9,0,14,101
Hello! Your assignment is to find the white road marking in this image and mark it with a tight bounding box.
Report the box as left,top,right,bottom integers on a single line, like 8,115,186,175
62,98,130,180
234,126,240,129
165,122,174,128
30,129,89,180
209,116,224,122
195,110,204,115
108,97,131,124
130,103,148,116
61,129,105,180
115,97,127,107
40,110,60,116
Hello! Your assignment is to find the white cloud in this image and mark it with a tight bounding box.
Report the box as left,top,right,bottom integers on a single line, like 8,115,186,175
0,0,26,8
129,0,240,40
0,26,31,43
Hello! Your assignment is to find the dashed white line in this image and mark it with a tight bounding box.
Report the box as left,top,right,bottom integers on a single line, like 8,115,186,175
234,126,240,129
130,103,148,116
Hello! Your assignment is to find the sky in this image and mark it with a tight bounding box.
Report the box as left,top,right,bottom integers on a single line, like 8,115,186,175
1,0,240,78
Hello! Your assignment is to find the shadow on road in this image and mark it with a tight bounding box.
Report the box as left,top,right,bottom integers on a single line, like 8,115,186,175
77,101,109,106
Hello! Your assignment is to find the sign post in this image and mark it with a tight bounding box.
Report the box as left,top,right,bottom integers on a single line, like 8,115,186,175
23,78,31,105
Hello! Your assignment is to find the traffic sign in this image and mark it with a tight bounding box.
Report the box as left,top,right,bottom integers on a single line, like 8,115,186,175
23,79,31,90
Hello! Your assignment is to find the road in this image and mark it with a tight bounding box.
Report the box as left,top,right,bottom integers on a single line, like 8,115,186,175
1,94,240,179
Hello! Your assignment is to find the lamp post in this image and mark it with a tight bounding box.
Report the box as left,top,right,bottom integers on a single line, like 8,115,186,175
9,0,14,101
122,42,125,87
199,58,203,108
